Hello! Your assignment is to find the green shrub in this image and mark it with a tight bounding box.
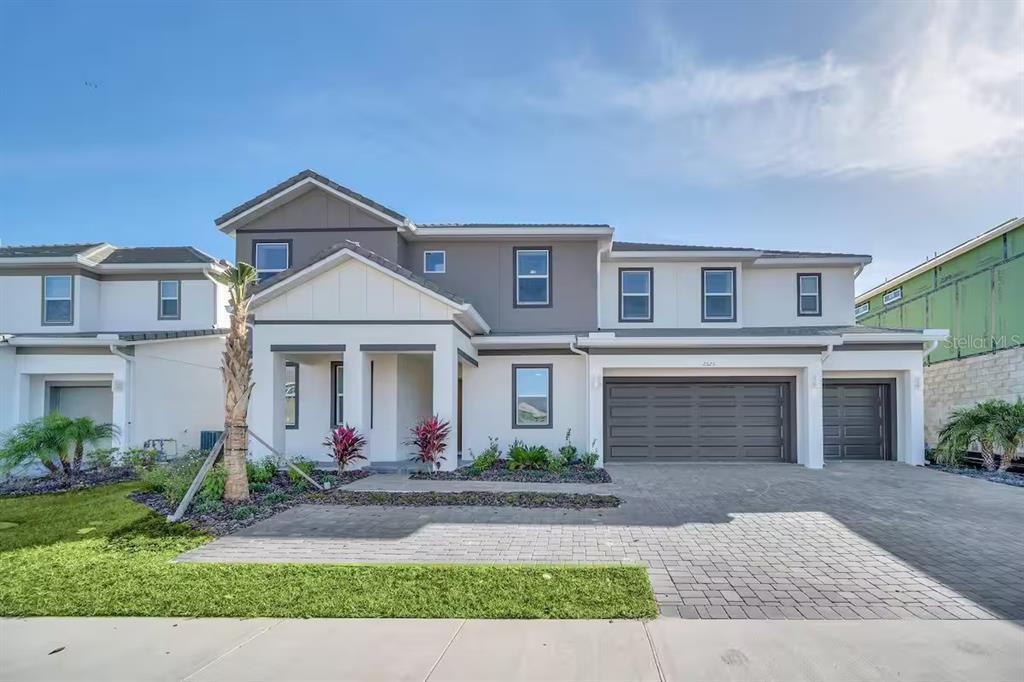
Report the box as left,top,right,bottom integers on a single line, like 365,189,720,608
200,464,226,501
262,491,290,505
247,457,277,484
121,448,158,471
231,505,257,520
191,499,223,515
288,457,318,489
507,443,551,470
85,447,118,471
470,437,501,473
249,481,268,493
557,429,579,466
579,449,599,470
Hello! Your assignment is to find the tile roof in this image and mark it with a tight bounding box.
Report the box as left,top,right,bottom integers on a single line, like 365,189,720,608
117,328,228,341
611,241,870,259
97,246,216,264
250,240,467,305
605,325,926,337
419,223,611,228
0,243,103,258
215,169,408,226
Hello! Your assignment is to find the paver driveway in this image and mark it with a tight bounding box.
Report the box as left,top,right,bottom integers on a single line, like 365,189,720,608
179,462,1024,620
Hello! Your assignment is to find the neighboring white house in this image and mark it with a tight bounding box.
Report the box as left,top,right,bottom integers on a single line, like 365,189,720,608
0,244,230,455
1,172,948,469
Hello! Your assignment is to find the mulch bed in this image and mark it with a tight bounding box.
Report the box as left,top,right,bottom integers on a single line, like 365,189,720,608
0,467,137,498
410,460,612,484
132,470,620,536
929,465,1024,488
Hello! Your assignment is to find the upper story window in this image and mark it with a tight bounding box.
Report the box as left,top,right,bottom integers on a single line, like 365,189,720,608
423,250,446,274
284,362,298,429
882,287,902,305
42,275,73,325
619,268,653,322
254,241,290,283
513,364,552,428
158,280,181,320
797,273,822,317
855,301,870,317
701,268,736,322
514,248,551,307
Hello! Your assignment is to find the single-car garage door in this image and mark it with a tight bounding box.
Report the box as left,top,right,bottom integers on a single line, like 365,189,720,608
823,382,892,460
604,380,791,462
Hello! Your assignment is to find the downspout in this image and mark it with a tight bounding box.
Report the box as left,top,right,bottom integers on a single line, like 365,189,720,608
820,342,834,365
923,339,940,359
568,339,590,453
109,344,135,448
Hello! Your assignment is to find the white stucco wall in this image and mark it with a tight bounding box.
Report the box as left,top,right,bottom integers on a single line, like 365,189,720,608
98,279,220,331
395,354,433,459
0,275,88,334
743,267,856,327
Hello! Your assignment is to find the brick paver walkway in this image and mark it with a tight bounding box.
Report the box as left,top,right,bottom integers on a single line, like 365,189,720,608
178,462,1024,620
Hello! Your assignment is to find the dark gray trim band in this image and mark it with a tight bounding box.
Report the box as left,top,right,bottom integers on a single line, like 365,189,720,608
478,348,576,356
253,319,473,339
834,343,924,351
457,349,479,367
270,344,346,352
360,344,435,352
15,346,113,355
237,227,397,234
586,346,826,355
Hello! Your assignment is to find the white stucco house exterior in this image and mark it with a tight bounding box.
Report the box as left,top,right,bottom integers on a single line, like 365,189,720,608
2,170,947,469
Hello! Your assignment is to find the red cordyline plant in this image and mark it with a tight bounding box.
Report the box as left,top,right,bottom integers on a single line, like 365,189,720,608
407,415,451,470
323,425,367,472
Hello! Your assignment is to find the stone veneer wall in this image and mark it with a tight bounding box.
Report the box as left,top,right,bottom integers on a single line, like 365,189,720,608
924,345,1024,446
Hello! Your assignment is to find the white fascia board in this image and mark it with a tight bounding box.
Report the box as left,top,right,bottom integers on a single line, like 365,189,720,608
410,226,613,239
7,334,121,347
856,217,1023,303
91,263,215,272
216,177,405,232
840,329,948,343
471,334,577,348
576,335,844,348
607,250,761,261
753,256,871,267
0,256,82,266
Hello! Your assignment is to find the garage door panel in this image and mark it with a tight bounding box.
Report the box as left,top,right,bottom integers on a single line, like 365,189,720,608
605,380,789,462
824,382,889,460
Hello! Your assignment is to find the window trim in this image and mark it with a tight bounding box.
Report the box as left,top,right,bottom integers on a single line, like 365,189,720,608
423,250,446,274
796,273,822,317
618,267,654,322
330,361,345,427
882,287,903,305
855,301,870,318
284,361,299,430
157,279,182,320
511,363,553,429
512,247,552,308
252,240,292,283
41,275,74,326
701,267,737,323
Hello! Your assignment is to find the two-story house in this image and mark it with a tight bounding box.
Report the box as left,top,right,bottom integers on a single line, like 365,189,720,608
220,170,946,469
0,244,230,454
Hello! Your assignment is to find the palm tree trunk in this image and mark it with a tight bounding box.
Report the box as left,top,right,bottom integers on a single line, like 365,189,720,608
980,441,997,471
221,308,252,502
73,442,84,472
998,443,1019,472
223,423,250,500
39,456,59,475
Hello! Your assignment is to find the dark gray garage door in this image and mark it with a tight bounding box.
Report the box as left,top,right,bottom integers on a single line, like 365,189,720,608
604,380,790,462
823,382,891,460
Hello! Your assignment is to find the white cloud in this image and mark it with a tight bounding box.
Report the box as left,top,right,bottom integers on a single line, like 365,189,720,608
530,0,1024,180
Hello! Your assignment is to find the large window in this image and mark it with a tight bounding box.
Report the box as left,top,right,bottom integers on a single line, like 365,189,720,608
513,364,552,428
284,362,298,429
619,268,653,322
42,275,73,325
423,250,446,274
331,362,345,426
855,301,870,318
254,241,290,283
514,248,551,307
158,280,181,319
797,273,822,317
701,268,736,322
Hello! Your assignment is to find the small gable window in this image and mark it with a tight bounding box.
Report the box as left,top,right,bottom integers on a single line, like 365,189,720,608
882,287,903,305
855,302,870,317
423,250,446,274
254,242,290,283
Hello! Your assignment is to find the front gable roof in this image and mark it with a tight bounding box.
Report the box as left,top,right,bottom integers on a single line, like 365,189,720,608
215,169,410,232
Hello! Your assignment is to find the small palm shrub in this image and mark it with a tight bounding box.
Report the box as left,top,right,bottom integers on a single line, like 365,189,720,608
64,417,120,472
937,399,1024,471
994,399,1024,472
507,442,551,470
407,415,451,471
470,437,501,473
323,425,367,471
0,413,73,475
246,457,278,483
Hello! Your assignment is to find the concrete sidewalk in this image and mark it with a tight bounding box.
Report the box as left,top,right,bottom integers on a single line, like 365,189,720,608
2,617,1021,682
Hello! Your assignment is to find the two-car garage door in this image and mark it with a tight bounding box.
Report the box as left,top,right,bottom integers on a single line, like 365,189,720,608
604,379,892,462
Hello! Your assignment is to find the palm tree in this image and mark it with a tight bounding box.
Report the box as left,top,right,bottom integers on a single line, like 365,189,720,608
0,412,72,475
211,262,258,502
937,400,1011,471
994,399,1024,472
64,417,120,472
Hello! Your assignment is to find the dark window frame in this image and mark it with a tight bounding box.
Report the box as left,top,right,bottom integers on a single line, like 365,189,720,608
511,363,553,429
796,272,822,317
41,274,74,326
284,361,299,429
157,279,182,320
423,250,446,274
330,360,345,428
618,267,654,322
512,246,553,308
252,239,293,284
701,267,737,323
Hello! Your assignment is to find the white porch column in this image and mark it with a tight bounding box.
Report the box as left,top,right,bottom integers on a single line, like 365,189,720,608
111,358,130,449
903,367,926,465
431,343,458,472
250,343,286,459
343,347,369,433
0,347,17,432
798,363,825,469
587,366,604,466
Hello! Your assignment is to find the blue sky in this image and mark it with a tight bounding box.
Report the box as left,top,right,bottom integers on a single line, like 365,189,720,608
1,0,1021,293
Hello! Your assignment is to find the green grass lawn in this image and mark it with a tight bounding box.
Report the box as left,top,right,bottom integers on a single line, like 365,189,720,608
0,482,656,619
